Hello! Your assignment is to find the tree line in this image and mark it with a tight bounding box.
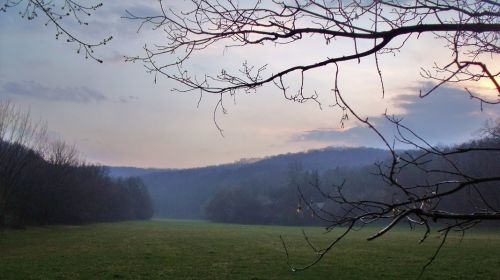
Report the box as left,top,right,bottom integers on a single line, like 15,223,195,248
204,123,500,226
0,102,153,229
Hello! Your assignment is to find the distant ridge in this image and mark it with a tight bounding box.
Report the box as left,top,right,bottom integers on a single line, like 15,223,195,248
107,166,167,178
107,146,390,220
107,146,389,178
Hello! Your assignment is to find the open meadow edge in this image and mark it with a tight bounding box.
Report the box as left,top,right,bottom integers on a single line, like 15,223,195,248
1,220,499,280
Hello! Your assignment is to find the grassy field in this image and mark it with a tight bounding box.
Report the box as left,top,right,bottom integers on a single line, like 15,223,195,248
0,220,499,279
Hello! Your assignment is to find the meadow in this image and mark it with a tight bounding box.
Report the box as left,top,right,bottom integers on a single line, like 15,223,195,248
0,220,498,279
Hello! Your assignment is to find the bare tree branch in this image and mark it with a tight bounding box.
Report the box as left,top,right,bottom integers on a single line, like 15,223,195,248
2,0,112,62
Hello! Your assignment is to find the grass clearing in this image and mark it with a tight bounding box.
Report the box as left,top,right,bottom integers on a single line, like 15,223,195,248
0,220,499,279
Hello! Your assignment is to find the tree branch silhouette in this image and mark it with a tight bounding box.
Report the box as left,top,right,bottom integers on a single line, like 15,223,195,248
125,0,500,275
2,0,112,62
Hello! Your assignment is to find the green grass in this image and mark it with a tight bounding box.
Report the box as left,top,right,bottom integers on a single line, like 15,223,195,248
0,220,499,279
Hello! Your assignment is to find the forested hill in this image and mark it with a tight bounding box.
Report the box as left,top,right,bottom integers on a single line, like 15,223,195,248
108,146,389,178
108,147,389,219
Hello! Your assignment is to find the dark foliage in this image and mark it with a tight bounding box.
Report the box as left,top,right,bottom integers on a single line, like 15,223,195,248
203,132,499,227
0,140,153,228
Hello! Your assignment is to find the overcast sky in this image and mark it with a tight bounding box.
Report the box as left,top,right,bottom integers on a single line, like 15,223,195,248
0,1,498,168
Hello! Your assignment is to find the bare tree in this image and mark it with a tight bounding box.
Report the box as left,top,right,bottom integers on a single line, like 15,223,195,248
125,0,500,275
0,101,46,228
47,139,80,167
2,0,112,62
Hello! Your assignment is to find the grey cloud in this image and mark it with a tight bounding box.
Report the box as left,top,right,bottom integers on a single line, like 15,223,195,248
101,51,127,64
1,81,107,103
387,84,498,141
293,85,499,147
291,118,391,148
119,95,139,104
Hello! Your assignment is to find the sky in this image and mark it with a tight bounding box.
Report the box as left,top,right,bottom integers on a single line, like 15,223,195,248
0,1,498,169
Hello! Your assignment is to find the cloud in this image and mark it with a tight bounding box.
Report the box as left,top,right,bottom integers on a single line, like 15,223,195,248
119,95,140,103
100,51,128,64
388,84,498,139
292,85,499,147
291,126,379,146
1,81,107,103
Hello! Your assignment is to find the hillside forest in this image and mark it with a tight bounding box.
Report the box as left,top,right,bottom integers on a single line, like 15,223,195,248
118,121,500,226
